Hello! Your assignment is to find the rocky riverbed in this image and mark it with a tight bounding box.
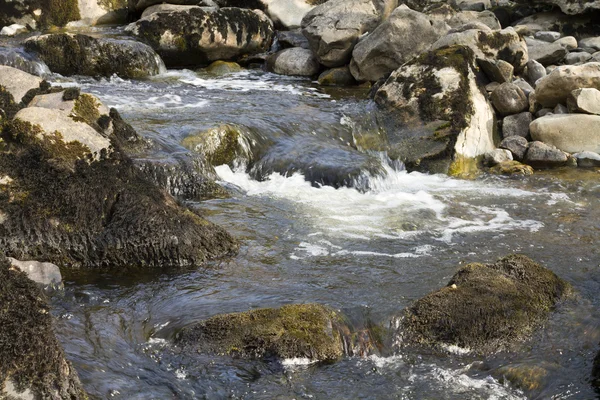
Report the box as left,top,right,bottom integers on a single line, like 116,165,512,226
1,0,600,398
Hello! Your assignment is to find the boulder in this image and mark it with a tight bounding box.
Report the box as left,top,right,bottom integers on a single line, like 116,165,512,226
513,78,535,97
349,7,442,82
489,160,534,175
126,7,274,67
431,27,528,72
135,0,216,11
502,112,532,139
266,47,321,76
318,66,357,86
567,87,600,114
564,52,592,65
526,38,567,66
524,140,569,168
396,254,571,354
573,151,600,167
0,256,87,399
500,135,529,161
530,114,600,153
25,33,165,78
181,124,256,168
28,91,112,130
141,4,208,18
555,36,578,50
445,10,500,31
77,0,129,25
490,83,528,116
373,45,496,174
514,0,600,16
526,59,546,86
534,30,561,42
0,65,43,103
175,304,346,360
580,37,600,52
483,148,512,166
204,60,242,75
301,0,398,68
478,59,514,83
277,30,310,49
7,257,62,288
451,0,491,11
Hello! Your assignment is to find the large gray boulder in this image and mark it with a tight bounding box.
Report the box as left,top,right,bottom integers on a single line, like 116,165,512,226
530,114,600,153
266,47,320,76
0,65,43,103
535,63,600,108
431,27,528,72
349,7,442,82
25,33,165,78
524,141,569,168
490,83,528,116
126,6,274,67
301,0,398,68
373,45,496,175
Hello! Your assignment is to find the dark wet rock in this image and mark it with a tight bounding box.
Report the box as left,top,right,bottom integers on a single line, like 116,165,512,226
373,46,496,175
553,103,568,114
478,58,514,84
277,30,310,49
452,0,491,11
530,114,600,153
0,115,237,269
489,160,534,175
25,33,165,78
301,0,398,68
349,7,442,82
318,66,357,86
396,254,572,354
126,6,274,68
0,255,87,399
513,78,534,97
141,4,214,18
266,47,320,77
500,135,529,161
490,83,528,116
573,151,600,167
176,304,346,361
526,38,567,66
502,112,532,139
527,59,546,86
524,140,569,168
567,87,600,114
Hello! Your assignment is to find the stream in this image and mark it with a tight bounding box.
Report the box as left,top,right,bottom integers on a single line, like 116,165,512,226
34,65,600,399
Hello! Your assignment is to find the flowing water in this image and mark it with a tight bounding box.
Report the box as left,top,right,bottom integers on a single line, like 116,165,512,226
18,61,600,399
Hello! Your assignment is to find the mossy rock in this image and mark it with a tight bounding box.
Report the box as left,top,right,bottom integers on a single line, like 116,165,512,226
448,154,482,179
176,304,347,361
41,0,81,27
398,254,572,354
182,124,254,168
0,119,237,269
490,160,534,176
0,255,87,399
495,362,554,393
204,60,243,75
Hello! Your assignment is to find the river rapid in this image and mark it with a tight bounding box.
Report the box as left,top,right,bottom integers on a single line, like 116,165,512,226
44,67,600,399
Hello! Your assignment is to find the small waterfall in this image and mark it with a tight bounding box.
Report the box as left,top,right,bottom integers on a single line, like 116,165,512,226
0,47,51,77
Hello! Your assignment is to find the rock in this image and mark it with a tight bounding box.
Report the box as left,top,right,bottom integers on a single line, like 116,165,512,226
490,83,529,116
495,363,553,392
489,160,534,175
318,66,357,86
449,21,491,34
182,124,256,168
77,0,129,25
567,87,600,115
373,46,496,174
524,140,569,168
530,114,600,153
483,148,512,166
431,27,528,72
0,65,43,103
526,38,567,66
0,24,27,36
25,33,165,78
534,63,600,108
28,91,111,125
485,81,500,92
502,112,532,139
176,304,346,360
126,7,274,68
264,0,319,29
0,118,237,269
349,7,441,82
445,10,501,31
7,257,62,289
0,256,87,399
204,60,242,75
141,4,207,18
580,37,600,52
277,30,310,49
534,30,561,42
573,151,600,167
301,0,398,68
266,47,320,76
397,254,571,354
565,52,592,65
526,59,546,86
513,78,535,97
478,59,514,83
135,0,214,11
452,0,491,11
555,36,578,50
500,135,529,161
553,103,568,114
514,0,600,16
537,108,553,117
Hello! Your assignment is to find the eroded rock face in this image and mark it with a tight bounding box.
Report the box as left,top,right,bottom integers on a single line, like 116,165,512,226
126,6,274,67
373,45,496,174
301,0,398,68
176,304,346,360
0,256,86,399
396,254,572,354
25,33,165,78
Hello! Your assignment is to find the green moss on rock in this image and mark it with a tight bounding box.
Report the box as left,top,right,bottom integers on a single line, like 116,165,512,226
73,93,101,126
42,0,81,27
176,304,346,361
398,254,572,354
182,124,253,167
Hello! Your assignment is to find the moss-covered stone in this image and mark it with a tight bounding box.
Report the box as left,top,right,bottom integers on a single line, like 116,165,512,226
0,255,87,398
448,154,482,179
182,124,254,168
398,254,572,354
205,60,243,75
41,0,81,27
176,304,346,361
490,160,534,176
73,93,101,126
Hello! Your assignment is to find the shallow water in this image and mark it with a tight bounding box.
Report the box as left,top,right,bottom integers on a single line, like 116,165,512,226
43,68,600,399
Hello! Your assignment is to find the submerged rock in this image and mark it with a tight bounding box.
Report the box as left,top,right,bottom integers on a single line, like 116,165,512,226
176,304,346,360
126,6,274,68
397,254,572,354
318,66,357,86
25,33,165,78
0,256,86,398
